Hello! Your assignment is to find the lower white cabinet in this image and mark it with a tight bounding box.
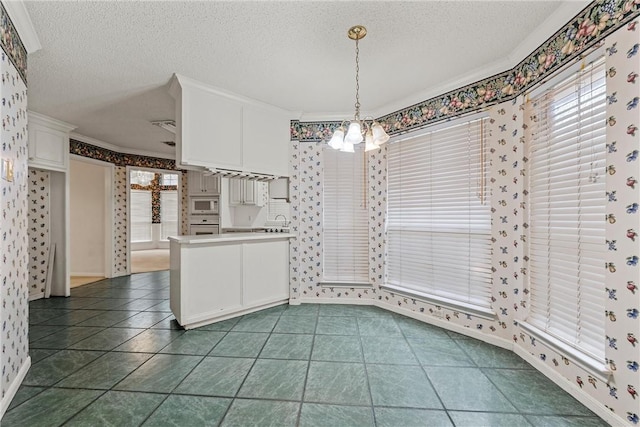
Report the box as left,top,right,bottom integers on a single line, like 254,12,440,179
229,178,266,206
169,234,291,329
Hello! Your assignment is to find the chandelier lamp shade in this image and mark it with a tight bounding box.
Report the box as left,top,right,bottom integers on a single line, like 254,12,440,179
327,25,390,152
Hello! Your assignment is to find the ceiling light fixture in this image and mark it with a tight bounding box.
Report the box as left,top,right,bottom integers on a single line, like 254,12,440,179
328,25,390,153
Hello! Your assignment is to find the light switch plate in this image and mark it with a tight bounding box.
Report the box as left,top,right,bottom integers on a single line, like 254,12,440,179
1,158,14,182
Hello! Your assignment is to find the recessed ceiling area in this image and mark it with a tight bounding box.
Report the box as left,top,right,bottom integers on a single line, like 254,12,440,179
24,1,589,156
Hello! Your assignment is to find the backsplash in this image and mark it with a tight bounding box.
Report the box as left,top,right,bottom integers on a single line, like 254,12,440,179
26,168,50,299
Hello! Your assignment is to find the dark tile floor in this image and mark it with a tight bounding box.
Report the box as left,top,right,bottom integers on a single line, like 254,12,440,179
3,271,608,426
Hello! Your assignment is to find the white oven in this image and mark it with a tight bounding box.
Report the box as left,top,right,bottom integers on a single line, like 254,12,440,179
190,197,219,215
189,215,219,235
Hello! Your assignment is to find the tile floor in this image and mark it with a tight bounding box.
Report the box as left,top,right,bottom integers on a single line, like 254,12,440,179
4,271,608,426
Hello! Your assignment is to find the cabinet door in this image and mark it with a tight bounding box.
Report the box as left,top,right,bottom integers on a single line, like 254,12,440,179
242,180,256,205
229,178,244,206
28,124,69,172
187,171,204,195
202,174,220,195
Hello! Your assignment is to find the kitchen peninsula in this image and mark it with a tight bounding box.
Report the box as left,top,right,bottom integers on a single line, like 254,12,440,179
169,232,294,329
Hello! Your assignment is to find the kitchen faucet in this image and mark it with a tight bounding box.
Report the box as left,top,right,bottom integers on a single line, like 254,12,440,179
274,214,289,227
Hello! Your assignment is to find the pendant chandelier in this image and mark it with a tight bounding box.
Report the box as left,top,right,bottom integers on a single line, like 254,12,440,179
328,25,390,152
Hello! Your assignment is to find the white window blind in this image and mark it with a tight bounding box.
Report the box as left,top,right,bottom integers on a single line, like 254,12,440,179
387,118,492,308
160,190,178,240
130,190,152,242
323,146,369,283
527,58,606,361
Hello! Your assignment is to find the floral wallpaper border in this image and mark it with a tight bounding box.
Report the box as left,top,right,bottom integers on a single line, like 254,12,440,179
291,0,640,142
0,2,27,85
70,140,178,170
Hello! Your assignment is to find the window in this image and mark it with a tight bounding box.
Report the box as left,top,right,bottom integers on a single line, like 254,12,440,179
160,191,178,240
130,170,154,186
130,190,152,242
162,173,179,186
322,146,369,283
526,58,606,361
386,118,492,309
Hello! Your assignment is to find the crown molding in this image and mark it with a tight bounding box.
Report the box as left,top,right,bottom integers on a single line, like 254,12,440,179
70,132,175,161
2,0,41,53
170,73,294,116
28,110,76,132
300,1,593,121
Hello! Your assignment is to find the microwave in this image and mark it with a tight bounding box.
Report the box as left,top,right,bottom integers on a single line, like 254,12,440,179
190,197,219,215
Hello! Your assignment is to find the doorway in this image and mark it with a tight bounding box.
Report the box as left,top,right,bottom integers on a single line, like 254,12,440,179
127,167,181,273
69,156,113,287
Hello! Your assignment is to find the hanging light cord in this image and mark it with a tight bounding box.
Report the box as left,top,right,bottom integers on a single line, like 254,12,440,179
354,35,361,121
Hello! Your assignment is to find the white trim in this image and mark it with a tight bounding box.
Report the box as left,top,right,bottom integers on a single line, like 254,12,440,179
300,2,590,123
0,356,32,419
28,292,44,301
380,283,497,321
294,297,511,350
70,132,175,161
319,281,373,288
2,1,41,53
297,297,374,306
69,272,104,277
69,154,115,278
170,73,294,116
378,301,512,350
28,110,76,132
518,322,611,383
514,347,626,427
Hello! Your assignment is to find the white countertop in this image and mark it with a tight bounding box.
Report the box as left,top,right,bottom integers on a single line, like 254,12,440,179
169,232,295,245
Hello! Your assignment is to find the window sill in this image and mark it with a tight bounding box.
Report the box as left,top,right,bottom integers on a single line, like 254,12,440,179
319,281,373,288
518,321,611,383
380,283,497,321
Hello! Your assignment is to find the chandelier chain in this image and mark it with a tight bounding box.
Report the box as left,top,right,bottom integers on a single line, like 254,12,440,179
354,36,360,120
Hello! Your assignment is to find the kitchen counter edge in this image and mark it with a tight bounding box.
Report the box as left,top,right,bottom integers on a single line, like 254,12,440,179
169,232,295,245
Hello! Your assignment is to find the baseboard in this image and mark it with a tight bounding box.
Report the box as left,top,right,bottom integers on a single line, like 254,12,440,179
70,272,104,277
374,301,513,350
0,356,31,420
514,347,624,427
28,292,44,302
297,297,375,306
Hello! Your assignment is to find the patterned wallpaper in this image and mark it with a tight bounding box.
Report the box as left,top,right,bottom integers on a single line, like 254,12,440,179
26,169,50,299
70,141,188,276
0,46,29,404
288,18,640,427
0,2,26,84
291,0,640,142
113,166,128,276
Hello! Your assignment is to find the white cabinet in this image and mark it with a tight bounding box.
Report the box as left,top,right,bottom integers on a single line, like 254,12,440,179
169,235,291,329
242,105,291,177
169,74,290,177
229,178,266,207
28,111,76,172
188,171,220,195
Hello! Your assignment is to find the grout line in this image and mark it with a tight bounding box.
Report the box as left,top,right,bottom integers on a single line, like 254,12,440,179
354,314,378,426
296,307,319,425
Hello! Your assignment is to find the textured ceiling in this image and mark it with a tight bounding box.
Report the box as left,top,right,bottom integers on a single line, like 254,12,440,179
24,1,588,156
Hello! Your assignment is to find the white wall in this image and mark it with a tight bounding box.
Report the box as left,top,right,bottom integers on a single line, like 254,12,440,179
70,159,107,276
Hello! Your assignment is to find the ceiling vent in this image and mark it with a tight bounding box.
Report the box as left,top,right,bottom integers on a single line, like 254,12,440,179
151,120,176,134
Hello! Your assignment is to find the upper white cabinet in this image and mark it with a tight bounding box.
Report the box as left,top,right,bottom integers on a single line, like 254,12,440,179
242,105,290,178
229,178,266,207
169,74,291,177
188,171,220,196
28,111,76,172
